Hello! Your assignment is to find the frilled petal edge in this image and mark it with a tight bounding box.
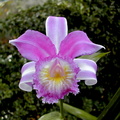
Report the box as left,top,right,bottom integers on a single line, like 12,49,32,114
59,31,105,58
19,61,36,92
9,30,56,61
74,59,97,85
33,56,79,103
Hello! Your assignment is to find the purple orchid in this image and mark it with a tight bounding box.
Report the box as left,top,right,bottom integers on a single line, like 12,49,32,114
9,16,104,103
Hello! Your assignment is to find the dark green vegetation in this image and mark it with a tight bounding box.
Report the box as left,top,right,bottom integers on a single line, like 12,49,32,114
0,0,119,119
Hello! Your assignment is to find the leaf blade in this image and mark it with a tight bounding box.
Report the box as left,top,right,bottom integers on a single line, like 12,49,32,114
38,111,63,120
56,102,97,120
78,52,110,62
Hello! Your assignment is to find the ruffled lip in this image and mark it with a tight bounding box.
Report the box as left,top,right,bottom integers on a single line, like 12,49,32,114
33,56,80,103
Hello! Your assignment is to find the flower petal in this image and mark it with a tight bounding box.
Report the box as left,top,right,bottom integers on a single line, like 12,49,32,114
9,30,56,61
59,31,105,58
74,59,97,85
33,57,79,103
19,61,36,92
46,16,68,53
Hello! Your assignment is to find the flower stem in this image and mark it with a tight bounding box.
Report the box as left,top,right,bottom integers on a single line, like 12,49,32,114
60,99,64,119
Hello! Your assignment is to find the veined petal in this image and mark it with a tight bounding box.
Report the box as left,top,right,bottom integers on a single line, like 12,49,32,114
74,59,97,85
46,16,68,53
59,31,105,58
19,61,36,92
9,30,56,61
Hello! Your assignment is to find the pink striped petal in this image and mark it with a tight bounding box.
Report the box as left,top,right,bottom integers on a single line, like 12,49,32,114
9,30,56,61
19,61,36,92
74,59,97,85
59,31,105,58
46,16,68,53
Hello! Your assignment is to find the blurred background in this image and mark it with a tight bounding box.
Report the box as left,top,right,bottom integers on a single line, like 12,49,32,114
0,0,119,120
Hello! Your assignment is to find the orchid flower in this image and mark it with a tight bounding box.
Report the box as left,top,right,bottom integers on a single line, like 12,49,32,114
9,16,104,104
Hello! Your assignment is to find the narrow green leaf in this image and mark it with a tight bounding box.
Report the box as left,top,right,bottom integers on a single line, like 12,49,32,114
56,102,97,120
38,111,63,120
98,87,120,120
78,52,110,62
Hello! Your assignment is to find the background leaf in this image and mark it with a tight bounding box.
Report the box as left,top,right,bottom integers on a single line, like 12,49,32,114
56,102,97,120
78,52,110,62
38,111,63,120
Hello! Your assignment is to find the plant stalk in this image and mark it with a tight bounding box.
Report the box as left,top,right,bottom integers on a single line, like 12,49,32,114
60,99,64,119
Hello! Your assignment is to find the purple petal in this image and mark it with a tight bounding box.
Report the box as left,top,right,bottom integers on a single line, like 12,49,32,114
46,16,68,53
19,61,36,91
74,59,97,85
9,30,56,61
59,31,105,58
33,57,79,103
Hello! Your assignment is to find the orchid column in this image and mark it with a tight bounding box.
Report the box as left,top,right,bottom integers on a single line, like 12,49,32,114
9,16,104,118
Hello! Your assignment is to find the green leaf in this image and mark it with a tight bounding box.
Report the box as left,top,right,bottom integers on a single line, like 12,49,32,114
38,111,63,120
78,52,110,62
56,102,97,120
98,87,120,120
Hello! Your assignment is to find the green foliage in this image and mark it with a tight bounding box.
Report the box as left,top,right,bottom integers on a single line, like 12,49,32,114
38,111,63,120
0,0,119,120
78,52,110,62
56,102,97,120
98,87,120,120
